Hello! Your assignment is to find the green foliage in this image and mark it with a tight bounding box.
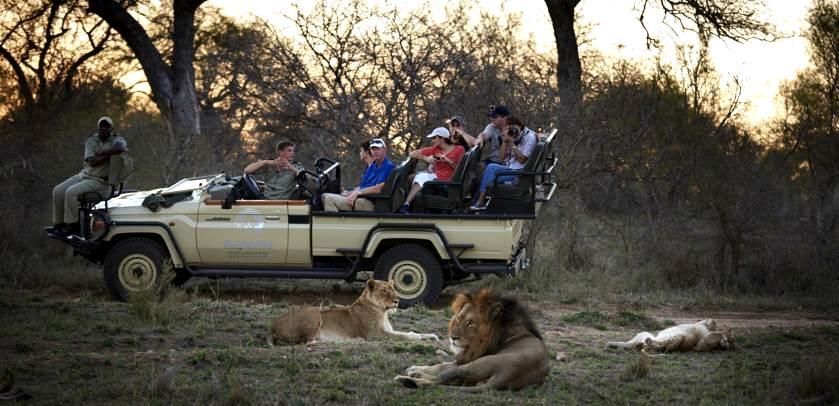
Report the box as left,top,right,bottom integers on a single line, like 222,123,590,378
794,354,839,402
128,289,188,327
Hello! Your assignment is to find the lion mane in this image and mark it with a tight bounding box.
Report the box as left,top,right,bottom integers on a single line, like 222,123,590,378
395,289,550,392
449,289,543,364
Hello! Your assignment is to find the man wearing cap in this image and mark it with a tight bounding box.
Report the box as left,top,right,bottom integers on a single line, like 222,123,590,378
244,141,304,200
398,127,466,213
50,116,127,235
451,105,510,168
322,138,395,212
448,115,470,150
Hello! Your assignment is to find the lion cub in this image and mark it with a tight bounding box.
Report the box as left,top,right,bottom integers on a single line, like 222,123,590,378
268,279,439,345
607,319,734,353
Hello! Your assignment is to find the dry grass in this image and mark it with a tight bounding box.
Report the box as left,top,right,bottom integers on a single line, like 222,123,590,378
1,285,837,404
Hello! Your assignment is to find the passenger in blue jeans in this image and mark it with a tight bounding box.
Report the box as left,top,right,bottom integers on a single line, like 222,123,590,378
469,115,537,211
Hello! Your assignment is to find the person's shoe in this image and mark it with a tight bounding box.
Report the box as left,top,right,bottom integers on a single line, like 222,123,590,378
469,203,487,211
66,222,81,235
47,223,69,236
397,204,411,214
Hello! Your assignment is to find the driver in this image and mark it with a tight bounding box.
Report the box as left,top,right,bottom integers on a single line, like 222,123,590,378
322,138,395,212
244,141,304,200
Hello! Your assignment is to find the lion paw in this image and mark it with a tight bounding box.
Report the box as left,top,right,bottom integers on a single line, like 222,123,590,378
394,375,419,389
421,333,439,341
404,365,421,375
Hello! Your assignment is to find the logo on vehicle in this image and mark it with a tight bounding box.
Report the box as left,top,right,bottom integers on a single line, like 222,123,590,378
233,208,265,233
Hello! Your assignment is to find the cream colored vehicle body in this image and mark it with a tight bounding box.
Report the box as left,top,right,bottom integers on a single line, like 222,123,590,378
59,174,535,307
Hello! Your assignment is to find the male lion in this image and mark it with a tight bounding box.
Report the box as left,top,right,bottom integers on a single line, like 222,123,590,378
394,289,550,392
267,279,438,345
606,319,734,352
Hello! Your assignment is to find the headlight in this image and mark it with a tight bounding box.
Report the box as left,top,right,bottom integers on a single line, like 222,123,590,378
88,212,111,241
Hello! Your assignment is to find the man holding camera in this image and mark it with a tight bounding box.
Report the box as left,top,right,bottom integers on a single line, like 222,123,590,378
470,115,537,211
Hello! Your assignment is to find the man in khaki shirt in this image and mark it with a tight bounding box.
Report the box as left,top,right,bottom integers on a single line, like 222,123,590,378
244,141,304,200
51,116,127,234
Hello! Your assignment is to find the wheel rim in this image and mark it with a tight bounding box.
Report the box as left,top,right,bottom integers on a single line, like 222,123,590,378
117,254,158,292
387,260,427,300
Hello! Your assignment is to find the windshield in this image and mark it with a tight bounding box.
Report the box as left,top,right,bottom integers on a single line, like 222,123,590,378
161,174,222,195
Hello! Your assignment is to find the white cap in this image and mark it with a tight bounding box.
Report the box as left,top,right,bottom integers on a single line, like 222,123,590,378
426,127,450,139
98,116,113,128
369,138,386,148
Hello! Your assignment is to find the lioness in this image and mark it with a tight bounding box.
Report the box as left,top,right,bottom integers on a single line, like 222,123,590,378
607,319,734,352
394,289,550,392
267,279,438,345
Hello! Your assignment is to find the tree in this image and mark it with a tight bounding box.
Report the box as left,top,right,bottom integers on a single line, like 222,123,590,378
0,0,113,117
778,0,839,253
543,0,773,120
87,0,207,183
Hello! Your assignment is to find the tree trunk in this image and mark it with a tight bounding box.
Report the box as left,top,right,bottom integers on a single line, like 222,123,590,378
544,0,582,120
88,0,205,184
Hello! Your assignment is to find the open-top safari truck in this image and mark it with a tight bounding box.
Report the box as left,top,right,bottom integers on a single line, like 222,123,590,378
47,131,557,307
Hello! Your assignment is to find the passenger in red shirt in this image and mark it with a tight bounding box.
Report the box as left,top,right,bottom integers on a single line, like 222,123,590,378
399,127,466,213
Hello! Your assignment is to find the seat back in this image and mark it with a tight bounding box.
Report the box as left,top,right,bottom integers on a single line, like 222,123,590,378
371,157,413,213
448,146,474,184
516,141,546,190
538,129,558,183
419,146,479,212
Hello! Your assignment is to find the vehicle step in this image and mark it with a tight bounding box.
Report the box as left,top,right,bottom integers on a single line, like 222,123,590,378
190,268,350,279
335,248,363,255
462,263,512,275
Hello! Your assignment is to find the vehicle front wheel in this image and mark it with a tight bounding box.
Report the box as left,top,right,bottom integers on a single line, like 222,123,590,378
374,244,443,308
103,237,168,301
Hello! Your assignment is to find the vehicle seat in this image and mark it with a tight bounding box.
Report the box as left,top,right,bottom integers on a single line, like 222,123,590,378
367,157,415,213
416,145,479,213
485,141,546,215
78,183,124,209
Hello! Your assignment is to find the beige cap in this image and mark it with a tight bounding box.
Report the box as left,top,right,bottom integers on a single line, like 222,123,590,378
98,116,113,128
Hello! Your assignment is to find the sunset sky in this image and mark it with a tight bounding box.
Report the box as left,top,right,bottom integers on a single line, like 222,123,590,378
209,0,812,126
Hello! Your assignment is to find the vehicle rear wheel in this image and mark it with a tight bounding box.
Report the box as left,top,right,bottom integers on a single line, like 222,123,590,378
103,237,168,301
374,244,443,308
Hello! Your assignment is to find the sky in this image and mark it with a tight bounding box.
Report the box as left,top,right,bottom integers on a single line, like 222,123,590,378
208,0,812,126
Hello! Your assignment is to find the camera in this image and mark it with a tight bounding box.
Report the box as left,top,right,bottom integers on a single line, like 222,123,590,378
507,125,524,146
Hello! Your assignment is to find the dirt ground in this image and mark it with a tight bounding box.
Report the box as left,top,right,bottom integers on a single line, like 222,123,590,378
2,281,838,405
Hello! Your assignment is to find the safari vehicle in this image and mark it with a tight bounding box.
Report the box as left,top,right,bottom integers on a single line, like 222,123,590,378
47,132,557,307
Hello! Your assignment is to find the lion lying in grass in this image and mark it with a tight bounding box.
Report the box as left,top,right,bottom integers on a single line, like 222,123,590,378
267,279,438,345
607,319,734,352
394,289,550,392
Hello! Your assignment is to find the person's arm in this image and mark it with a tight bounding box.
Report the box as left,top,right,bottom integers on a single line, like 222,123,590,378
410,147,436,165
456,129,481,147
499,135,512,164
244,159,276,174
512,133,537,164
86,139,127,167
346,181,385,205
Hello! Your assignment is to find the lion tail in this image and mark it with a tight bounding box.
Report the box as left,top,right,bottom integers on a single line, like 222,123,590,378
606,341,631,349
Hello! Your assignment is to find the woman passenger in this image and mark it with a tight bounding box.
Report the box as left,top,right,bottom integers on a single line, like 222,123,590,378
398,127,466,214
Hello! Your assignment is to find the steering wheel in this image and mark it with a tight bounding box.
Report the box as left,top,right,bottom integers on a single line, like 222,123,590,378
295,169,321,199
242,173,265,200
